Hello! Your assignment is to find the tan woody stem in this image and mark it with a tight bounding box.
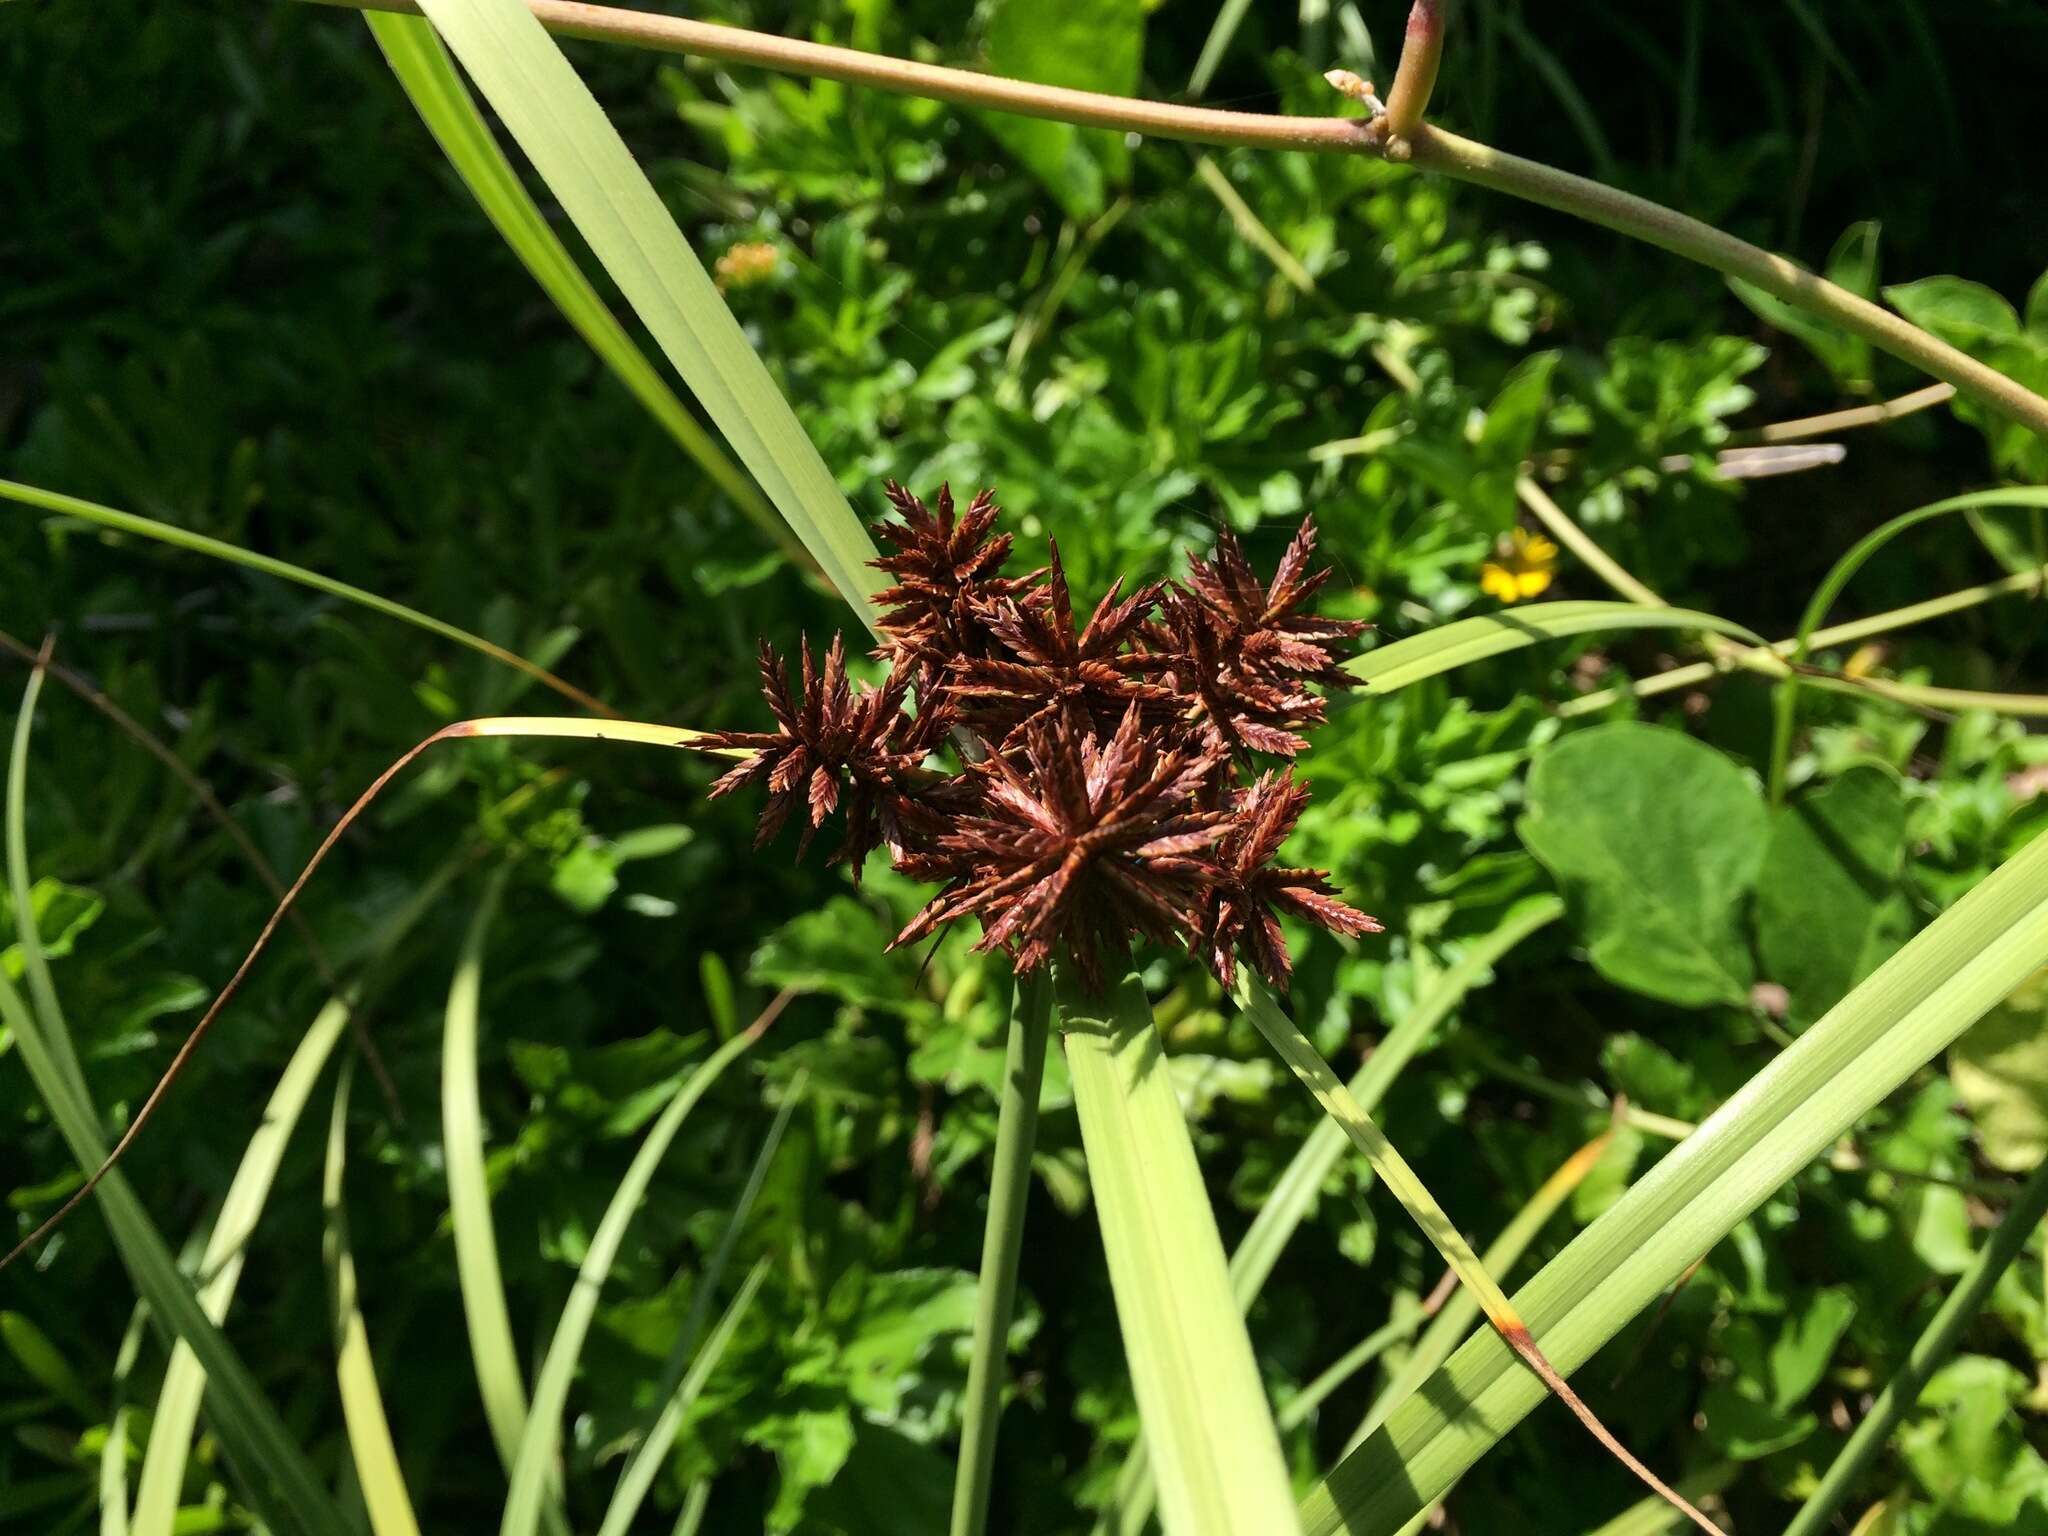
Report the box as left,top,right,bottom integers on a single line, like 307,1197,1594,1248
295,0,2048,443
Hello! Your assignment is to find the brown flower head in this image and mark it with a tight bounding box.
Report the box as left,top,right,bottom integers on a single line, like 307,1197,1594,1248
698,635,944,874
1197,769,1383,991
891,709,1230,989
697,487,1380,991
870,483,1042,673
1149,519,1369,756
948,543,1176,743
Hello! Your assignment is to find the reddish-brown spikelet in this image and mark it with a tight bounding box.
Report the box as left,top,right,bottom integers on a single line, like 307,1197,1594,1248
891,708,1232,989
869,482,1043,674
1196,769,1383,990
697,634,945,875
1145,518,1369,757
947,541,1175,742
698,487,1379,989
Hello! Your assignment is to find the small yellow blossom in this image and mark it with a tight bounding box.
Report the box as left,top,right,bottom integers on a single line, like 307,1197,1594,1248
714,241,781,291
1479,527,1559,604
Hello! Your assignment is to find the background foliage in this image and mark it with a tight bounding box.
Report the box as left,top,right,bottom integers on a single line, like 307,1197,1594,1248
5,0,2048,1530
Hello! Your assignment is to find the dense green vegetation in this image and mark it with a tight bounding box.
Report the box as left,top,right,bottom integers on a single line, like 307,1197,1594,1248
6,2,2048,1532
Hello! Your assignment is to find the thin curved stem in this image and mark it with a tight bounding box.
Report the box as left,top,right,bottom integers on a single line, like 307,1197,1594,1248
1737,382,1956,445
293,0,2048,444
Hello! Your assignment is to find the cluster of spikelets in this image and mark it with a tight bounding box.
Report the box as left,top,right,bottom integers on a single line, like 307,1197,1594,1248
698,485,1382,992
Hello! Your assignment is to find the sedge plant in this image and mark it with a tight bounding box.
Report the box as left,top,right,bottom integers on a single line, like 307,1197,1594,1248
9,2,2048,1534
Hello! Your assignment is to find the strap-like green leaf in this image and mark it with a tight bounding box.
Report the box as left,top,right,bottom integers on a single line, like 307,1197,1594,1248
1302,818,2048,1534
1348,602,1764,693
2,667,352,1536
1056,965,1301,1536
412,0,885,625
365,12,815,574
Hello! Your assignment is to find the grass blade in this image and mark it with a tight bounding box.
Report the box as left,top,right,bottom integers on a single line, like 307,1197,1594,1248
1111,898,1562,1535
1583,1466,1740,1536
596,1071,805,1536
1303,821,2048,1535
1236,978,1721,1534
951,970,1052,1536
322,1059,425,1536
1348,603,1762,693
595,1261,767,1536
411,0,885,624
1055,963,1301,1536
1110,896,1565,1536
363,12,813,574
1188,0,1257,98
2,663,352,1536
441,865,555,1490
99,1301,149,1536
130,998,355,1536
1767,487,2048,800
1783,1153,2048,1536
1348,1128,1618,1451
0,479,614,717
1231,896,1564,1305
499,1006,777,1536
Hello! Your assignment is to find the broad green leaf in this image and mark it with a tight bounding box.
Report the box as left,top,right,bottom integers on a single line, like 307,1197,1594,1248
1730,221,1881,388
1056,965,1301,1536
979,0,1145,220
1757,767,1910,1021
412,0,884,624
1348,603,1763,694
1520,723,1766,1007
1950,967,2048,1171
322,1061,423,1536
1302,811,2048,1536
1700,1380,1815,1460
0,878,102,981
751,897,927,1015
1768,1287,1857,1413
1897,1355,2048,1523
1885,277,2023,348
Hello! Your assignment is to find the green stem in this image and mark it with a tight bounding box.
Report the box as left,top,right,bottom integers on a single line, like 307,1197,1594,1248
1383,1,1445,147
293,0,2048,443
1562,568,2048,717
950,970,1052,1536
1783,1155,2048,1536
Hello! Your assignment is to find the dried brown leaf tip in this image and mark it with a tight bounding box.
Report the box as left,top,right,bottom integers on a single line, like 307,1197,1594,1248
697,486,1378,990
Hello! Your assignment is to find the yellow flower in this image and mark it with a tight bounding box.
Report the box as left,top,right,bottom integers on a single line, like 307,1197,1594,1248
1479,527,1559,604
714,241,781,291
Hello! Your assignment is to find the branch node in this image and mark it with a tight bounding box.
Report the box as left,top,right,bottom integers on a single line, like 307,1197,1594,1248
1383,0,1446,143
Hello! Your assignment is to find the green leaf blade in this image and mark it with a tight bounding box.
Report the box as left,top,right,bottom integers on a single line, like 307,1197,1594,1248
1057,965,1300,1536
